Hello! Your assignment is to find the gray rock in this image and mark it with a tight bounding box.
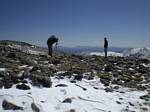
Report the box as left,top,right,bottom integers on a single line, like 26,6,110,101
100,79,110,86
140,94,150,101
0,79,3,88
31,103,40,112
2,100,23,110
16,84,30,90
55,84,68,87
62,98,72,103
104,87,114,92
74,74,83,81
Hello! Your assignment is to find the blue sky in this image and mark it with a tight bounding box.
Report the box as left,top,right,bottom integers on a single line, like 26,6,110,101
0,0,150,47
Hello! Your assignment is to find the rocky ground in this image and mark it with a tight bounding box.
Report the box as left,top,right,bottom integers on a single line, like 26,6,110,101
0,40,150,112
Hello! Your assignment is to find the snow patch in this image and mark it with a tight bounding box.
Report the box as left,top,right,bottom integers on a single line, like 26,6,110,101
0,77,149,112
0,68,6,71
90,52,123,57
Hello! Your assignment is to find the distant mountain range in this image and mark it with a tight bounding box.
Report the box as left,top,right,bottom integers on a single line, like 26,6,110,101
57,46,128,54
123,47,150,59
0,40,150,60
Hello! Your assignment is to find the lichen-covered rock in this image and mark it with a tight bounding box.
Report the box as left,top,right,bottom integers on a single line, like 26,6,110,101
29,74,52,88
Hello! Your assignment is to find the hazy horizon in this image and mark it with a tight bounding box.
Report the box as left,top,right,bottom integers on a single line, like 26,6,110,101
0,0,150,47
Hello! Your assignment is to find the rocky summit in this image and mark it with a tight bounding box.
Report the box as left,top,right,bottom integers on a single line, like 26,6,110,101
0,40,150,112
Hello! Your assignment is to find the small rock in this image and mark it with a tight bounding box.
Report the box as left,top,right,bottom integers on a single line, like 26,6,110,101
141,107,148,111
129,102,134,106
30,66,40,72
140,94,150,101
100,79,110,86
16,84,30,90
104,87,114,92
2,100,23,110
119,98,123,100
116,101,121,104
70,109,76,112
31,103,40,112
113,86,119,90
0,71,5,77
72,70,82,75
0,79,3,88
70,80,76,83
104,65,113,72
55,84,68,87
7,52,16,58
74,74,83,81
4,81,13,89
62,98,72,103
93,87,99,89
119,91,125,93
60,71,72,77
52,59,60,65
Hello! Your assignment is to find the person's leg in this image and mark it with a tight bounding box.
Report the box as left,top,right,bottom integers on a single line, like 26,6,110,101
48,45,52,56
104,48,107,58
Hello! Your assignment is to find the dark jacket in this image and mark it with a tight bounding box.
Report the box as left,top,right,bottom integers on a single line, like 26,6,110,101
47,36,58,45
104,39,108,48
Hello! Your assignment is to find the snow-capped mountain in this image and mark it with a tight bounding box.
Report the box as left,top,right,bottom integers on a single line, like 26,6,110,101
89,52,123,57
123,47,150,59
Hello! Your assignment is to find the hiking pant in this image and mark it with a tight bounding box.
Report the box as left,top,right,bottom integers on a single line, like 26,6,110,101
104,47,107,58
48,45,52,56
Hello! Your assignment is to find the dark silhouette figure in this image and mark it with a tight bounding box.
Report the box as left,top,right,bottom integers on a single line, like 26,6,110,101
104,37,108,58
47,35,58,56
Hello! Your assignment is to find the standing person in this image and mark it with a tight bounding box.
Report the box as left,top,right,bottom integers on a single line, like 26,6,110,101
104,37,108,58
47,35,58,57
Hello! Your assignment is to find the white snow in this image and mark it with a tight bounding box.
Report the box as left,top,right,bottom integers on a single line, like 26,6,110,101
123,47,150,59
27,49,46,55
0,77,149,112
0,68,6,71
18,65,28,69
90,52,123,57
8,44,47,55
142,63,150,68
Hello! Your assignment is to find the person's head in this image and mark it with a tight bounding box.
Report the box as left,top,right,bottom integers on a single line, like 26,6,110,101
104,37,107,41
49,35,58,43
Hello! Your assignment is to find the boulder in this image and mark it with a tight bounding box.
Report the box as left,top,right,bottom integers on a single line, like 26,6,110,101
30,74,52,88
